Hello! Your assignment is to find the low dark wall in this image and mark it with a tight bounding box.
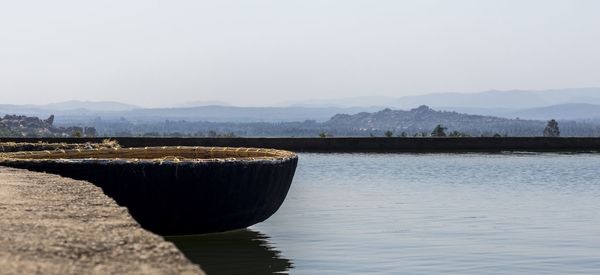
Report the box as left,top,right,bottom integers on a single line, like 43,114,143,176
2,137,600,152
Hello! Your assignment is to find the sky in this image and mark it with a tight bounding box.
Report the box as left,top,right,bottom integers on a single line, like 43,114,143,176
1,0,599,107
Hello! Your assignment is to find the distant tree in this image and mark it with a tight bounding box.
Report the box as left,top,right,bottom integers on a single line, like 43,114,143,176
167,132,185,137
448,130,469,137
83,127,97,137
431,124,447,137
114,131,133,137
221,132,236,138
0,128,21,137
72,131,82,138
318,131,327,138
384,130,394,137
493,133,502,137
25,132,39,138
142,132,161,137
544,119,560,137
398,131,407,137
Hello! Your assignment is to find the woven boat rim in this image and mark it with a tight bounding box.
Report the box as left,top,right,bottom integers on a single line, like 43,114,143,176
0,146,297,163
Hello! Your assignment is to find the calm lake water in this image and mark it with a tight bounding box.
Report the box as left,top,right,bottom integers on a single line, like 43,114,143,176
168,153,600,274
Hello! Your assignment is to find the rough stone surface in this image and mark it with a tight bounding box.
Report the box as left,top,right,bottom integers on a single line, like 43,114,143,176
0,167,204,275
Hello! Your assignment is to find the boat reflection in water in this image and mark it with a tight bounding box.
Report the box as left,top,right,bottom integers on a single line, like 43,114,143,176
166,229,293,275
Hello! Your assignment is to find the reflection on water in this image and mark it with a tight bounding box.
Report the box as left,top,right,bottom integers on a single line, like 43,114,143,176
166,229,293,275
170,153,600,274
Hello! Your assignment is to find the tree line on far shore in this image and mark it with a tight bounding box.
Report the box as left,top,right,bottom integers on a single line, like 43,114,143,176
318,119,562,138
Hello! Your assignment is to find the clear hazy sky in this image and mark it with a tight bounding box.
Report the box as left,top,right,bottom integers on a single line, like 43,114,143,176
1,0,599,107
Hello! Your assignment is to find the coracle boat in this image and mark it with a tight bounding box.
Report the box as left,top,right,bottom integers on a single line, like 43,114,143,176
0,146,298,235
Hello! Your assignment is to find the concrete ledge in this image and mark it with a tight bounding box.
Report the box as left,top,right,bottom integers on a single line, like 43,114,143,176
0,167,204,275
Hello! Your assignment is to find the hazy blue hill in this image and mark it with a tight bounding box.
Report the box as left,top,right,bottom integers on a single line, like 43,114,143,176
286,96,393,108
41,100,139,111
176,100,232,107
323,105,600,136
432,107,516,118
123,105,382,122
0,104,48,116
504,103,600,120
0,103,379,123
435,103,600,120
397,88,600,109
393,90,545,109
325,105,543,135
291,88,600,110
0,101,138,120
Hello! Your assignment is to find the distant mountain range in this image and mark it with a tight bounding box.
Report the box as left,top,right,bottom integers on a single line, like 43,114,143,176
0,101,138,112
121,106,383,123
437,103,600,121
3,102,600,137
2,88,600,123
76,105,600,137
290,87,600,109
500,103,600,121
0,104,381,123
40,100,139,111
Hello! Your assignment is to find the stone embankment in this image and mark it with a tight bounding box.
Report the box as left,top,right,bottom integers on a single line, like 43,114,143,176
0,167,204,275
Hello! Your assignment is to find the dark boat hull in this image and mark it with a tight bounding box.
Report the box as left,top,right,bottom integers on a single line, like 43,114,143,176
2,156,297,235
